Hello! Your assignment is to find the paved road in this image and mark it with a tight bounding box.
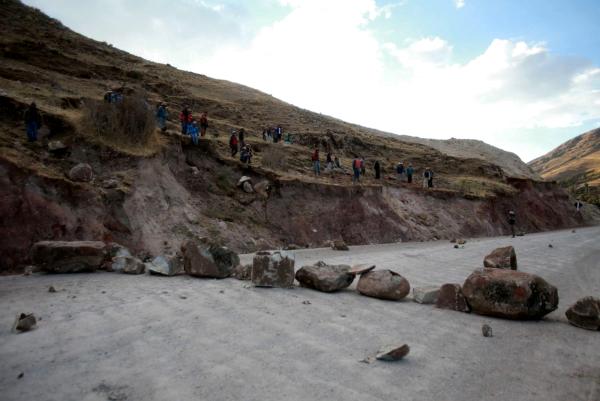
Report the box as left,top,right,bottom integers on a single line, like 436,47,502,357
1,227,599,401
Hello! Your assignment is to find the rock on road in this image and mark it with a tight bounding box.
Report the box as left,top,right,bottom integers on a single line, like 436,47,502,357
1,227,599,401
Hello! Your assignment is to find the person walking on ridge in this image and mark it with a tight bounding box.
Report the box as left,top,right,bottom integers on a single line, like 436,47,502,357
24,102,42,142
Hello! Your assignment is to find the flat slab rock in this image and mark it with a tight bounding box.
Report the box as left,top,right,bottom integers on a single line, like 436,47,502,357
295,262,354,292
565,297,600,331
376,344,410,361
483,246,517,270
413,286,440,304
462,268,558,320
357,270,410,301
31,241,107,273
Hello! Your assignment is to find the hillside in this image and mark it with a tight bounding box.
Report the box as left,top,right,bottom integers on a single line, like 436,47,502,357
396,135,539,179
1,0,597,271
529,128,600,205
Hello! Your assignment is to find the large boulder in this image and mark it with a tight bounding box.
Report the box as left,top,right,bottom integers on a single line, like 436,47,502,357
31,241,106,273
68,163,94,182
147,255,184,276
565,297,600,331
462,268,558,320
483,246,517,270
181,239,239,279
295,261,355,292
331,240,349,251
251,251,295,288
112,256,145,275
435,283,470,312
232,263,252,281
357,270,410,301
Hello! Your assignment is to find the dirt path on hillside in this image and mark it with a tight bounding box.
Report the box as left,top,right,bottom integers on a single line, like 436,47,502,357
1,227,599,401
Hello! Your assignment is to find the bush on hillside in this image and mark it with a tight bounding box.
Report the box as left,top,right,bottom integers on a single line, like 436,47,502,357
83,93,155,146
260,146,288,171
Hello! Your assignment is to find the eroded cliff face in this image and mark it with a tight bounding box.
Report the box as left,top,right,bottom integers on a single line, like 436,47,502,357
2,137,597,273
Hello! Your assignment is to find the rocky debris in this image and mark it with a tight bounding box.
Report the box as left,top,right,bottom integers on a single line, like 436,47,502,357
302,300,311,305
13,313,36,332
181,239,239,279
453,244,463,249
349,264,376,275
253,180,272,199
565,297,600,331
295,261,355,292
48,140,68,156
231,263,252,280
147,255,183,276
48,286,57,293
251,251,295,288
31,241,107,273
462,268,558,320
357,270,410,301
413,286,440,304
23,265,39,275
450,239,457,243
548,244,553,248
483,246,517,270
112,256,145,275
375,344,410,361
331,240,349,251
17,372,24,379
435,283,470,312
102,179,119,189
283,244,301,250
68,163,94,182
457,239,467,245
482,324,493,337
516,232,525,237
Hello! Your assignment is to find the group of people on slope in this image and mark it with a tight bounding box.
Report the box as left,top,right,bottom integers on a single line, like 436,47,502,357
177,106,209,145
262,126,291,144
230,129,253,164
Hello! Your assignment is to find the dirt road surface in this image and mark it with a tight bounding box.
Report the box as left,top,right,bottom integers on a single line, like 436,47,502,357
1,227,599,401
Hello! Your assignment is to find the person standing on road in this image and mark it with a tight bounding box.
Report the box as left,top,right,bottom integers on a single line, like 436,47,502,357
24,102,42,142
508,210,516,237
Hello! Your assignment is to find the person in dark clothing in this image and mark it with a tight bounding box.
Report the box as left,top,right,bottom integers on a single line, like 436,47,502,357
238,128,245,146
427,168,434,188
326,152,333,170
374,160,381,179
180,107,192,135
229,131,239,157
360,158,366,176
396,162,404,178
262,128,267,141
156,103,168,132
508,210,516,237
574,200,583,214
423,168,431,189
199,112,208,137
352,157,361,183
24,102,42,142
406,164,414,183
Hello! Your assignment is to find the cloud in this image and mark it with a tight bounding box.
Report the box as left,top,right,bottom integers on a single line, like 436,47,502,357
454,0,465,9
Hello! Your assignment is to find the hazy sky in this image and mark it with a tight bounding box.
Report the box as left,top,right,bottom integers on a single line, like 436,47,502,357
24,0,600,161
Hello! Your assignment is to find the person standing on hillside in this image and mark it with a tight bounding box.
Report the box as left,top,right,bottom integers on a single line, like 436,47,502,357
188,120,199,145
24,102,42,142
374,160,381,179
199,112,209,137
422,167,432,189
326,151,333,170
396,162,404,179
179,106,192,135
156,103,168,132
229,130,239,157
508,210,516,237
574,200,583,214
352,157,361,183
406,164,414,183
360,157,366,176
427,168,434,188
238,128,245,147
311,146,320,176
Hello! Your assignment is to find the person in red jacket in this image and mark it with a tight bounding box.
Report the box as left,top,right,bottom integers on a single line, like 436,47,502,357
311,146,320,176
199,112,208,137
229,130,239,157
179,106,192,135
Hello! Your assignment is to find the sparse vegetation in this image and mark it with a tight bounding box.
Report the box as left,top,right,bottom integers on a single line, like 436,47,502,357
260,146,288,171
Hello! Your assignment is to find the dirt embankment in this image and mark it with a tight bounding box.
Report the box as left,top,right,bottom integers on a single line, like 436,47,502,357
2,135,597,273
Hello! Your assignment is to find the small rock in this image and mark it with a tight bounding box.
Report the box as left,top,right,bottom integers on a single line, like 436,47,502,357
302,300,311,305
331,240,349,251
548,244,553,248
413,286,440,304
68,163,94,182
112,256,145,274
283,244,301,250
482,324,493,337
242,181,254,193
359,356,375,364
17,372,24,379
13,313,36,332
179,295,187,300
102,179,118,189
48,286,57,293
231,263,252,280
375,344,410,361
457,239,467,245
453,244,460,249
565,297,600,331
516,231,525,237
572,230,576,233
219,290,224,294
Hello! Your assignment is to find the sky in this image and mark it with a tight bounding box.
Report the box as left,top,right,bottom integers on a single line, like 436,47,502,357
24,0,600,161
